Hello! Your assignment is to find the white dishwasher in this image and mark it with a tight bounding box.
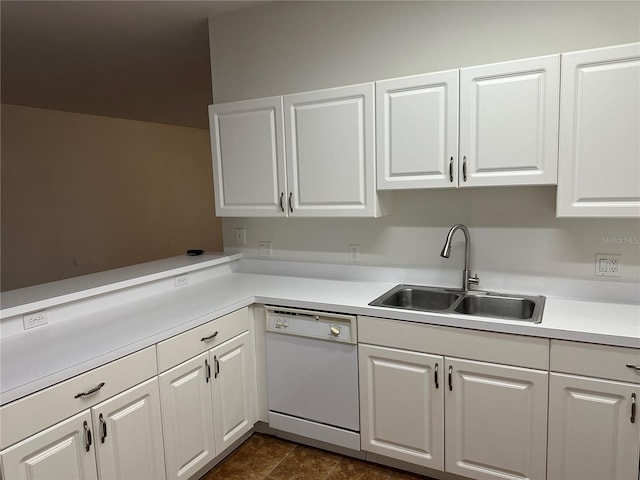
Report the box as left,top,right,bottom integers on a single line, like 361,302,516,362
265,306,360,450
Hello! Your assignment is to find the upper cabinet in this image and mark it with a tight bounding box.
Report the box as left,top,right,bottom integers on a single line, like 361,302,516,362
209,83,388,218
376,70,459,189
209,97,286,217
557,43,640,217
376,56,560,189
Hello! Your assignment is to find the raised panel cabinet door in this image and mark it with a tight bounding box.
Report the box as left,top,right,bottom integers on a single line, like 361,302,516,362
358,344,444,470
445,358,548,480
459,55,560,187
557,43,640,217
210,330,257,455
91,378,166,480
547,373,640,480
284,83,377,217
0,410,98,480
159,352,215,480
209,97,287,217
376,70,459,189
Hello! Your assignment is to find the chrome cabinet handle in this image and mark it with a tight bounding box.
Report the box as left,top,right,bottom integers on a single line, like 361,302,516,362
99,413,107,444
279,192,285,212
201,331,219,342
462,156,467,182
74,382,105,399
448,365,453,391
626,364,640,371
434,363,439,389
449,157,454,183
214,356,220,379
83,421,92,452
205,359,211,383
631,393,636,424
288,192,293,213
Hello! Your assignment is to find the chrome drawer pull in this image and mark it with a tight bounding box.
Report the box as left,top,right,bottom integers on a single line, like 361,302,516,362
201,331,219,342
625,364,640,371
74,382,105,399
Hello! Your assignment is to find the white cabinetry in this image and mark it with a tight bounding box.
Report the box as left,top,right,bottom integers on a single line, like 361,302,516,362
547,340,640,480
376,70,459,189
557,43,640,217
209,84,386,217
209,97,286,217
157,308,256,480
0,410,98,480
358,316,549,480
376,55,559,189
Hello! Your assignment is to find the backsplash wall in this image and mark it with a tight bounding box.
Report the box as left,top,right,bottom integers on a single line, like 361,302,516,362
222,187,640,282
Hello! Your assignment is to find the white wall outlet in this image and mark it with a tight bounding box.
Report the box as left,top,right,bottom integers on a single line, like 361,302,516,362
349,244,360,263
235,228,246,246
23,310,48,330
595,254,621,277
258,241,273,258
174,274,189,287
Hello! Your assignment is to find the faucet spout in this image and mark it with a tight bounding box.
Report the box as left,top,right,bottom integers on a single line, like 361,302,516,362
441,224,479,291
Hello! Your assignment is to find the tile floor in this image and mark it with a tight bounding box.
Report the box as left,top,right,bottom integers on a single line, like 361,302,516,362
202,433,433,480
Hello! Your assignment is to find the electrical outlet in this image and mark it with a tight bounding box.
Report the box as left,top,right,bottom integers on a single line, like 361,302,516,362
174,274,189,287
235,228,246,246
23,310,48,330
258,241,273,258
595,254,621,277
349,244,360,263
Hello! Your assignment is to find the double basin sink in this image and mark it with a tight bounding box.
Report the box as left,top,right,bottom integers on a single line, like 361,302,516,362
369,284,545,323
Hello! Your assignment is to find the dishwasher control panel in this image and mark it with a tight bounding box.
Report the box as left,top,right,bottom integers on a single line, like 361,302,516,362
265,306,357,344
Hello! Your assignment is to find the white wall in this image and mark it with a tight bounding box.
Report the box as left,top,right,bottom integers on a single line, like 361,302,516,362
209,1,640,283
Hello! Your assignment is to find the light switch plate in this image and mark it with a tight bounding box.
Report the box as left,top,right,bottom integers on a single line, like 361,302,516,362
259,241,273,258
595,254,621,277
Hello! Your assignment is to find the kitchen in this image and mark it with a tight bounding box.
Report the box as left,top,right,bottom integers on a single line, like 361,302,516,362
1,2,639,480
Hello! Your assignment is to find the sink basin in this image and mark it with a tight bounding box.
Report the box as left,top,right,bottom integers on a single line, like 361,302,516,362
453,293,541,322
372,285,463,311
369,285,545,323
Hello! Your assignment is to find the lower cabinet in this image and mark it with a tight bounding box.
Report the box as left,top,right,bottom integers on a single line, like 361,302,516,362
359,327,549,480
159,330,256,480
0,378,165,480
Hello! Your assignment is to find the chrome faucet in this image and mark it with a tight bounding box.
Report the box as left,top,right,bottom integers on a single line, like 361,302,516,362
441,224,480,291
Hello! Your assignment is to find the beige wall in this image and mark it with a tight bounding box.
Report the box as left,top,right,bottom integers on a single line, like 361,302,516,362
1,104,222,291
209,1,640,283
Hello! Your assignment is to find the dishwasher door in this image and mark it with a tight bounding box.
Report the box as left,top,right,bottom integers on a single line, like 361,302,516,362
266,331,360,432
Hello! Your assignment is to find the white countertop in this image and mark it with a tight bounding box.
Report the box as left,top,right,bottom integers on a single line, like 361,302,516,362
1,255,639,405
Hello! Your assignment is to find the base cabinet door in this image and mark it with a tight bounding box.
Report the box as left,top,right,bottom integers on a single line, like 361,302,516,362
159,352,215,480
445,358,548,480
358,344,444,470
91,378,166,480
547,373,640,480
0,410,98,480
210,331,257,455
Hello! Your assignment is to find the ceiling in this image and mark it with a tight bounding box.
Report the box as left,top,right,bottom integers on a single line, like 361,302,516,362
1,1,264,129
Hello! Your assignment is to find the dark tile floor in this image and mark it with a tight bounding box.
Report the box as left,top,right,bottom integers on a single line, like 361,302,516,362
202,433,432,480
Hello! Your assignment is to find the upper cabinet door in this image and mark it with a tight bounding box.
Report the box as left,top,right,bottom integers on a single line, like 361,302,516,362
209,97,286,217
557,43,640,217
459,55,560,187
284,83,379,217
376,70,459,189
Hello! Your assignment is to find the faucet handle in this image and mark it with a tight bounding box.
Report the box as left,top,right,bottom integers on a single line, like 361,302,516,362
468,273,480,285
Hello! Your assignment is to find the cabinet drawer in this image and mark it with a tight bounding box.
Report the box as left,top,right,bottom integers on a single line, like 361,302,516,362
156,307,249,372
358,316,549,370
550,340,640,383
0,346,157,450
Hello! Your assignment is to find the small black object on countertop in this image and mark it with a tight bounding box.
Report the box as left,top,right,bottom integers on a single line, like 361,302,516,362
186,249,204,256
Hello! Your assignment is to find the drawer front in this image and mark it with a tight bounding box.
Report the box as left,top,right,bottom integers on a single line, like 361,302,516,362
0,346,157,450
551,340,640,383
156,307,249,373
358,316,549,370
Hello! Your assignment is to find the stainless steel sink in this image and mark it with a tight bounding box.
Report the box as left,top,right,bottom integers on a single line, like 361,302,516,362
369,284,545,323
373,285,463,311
